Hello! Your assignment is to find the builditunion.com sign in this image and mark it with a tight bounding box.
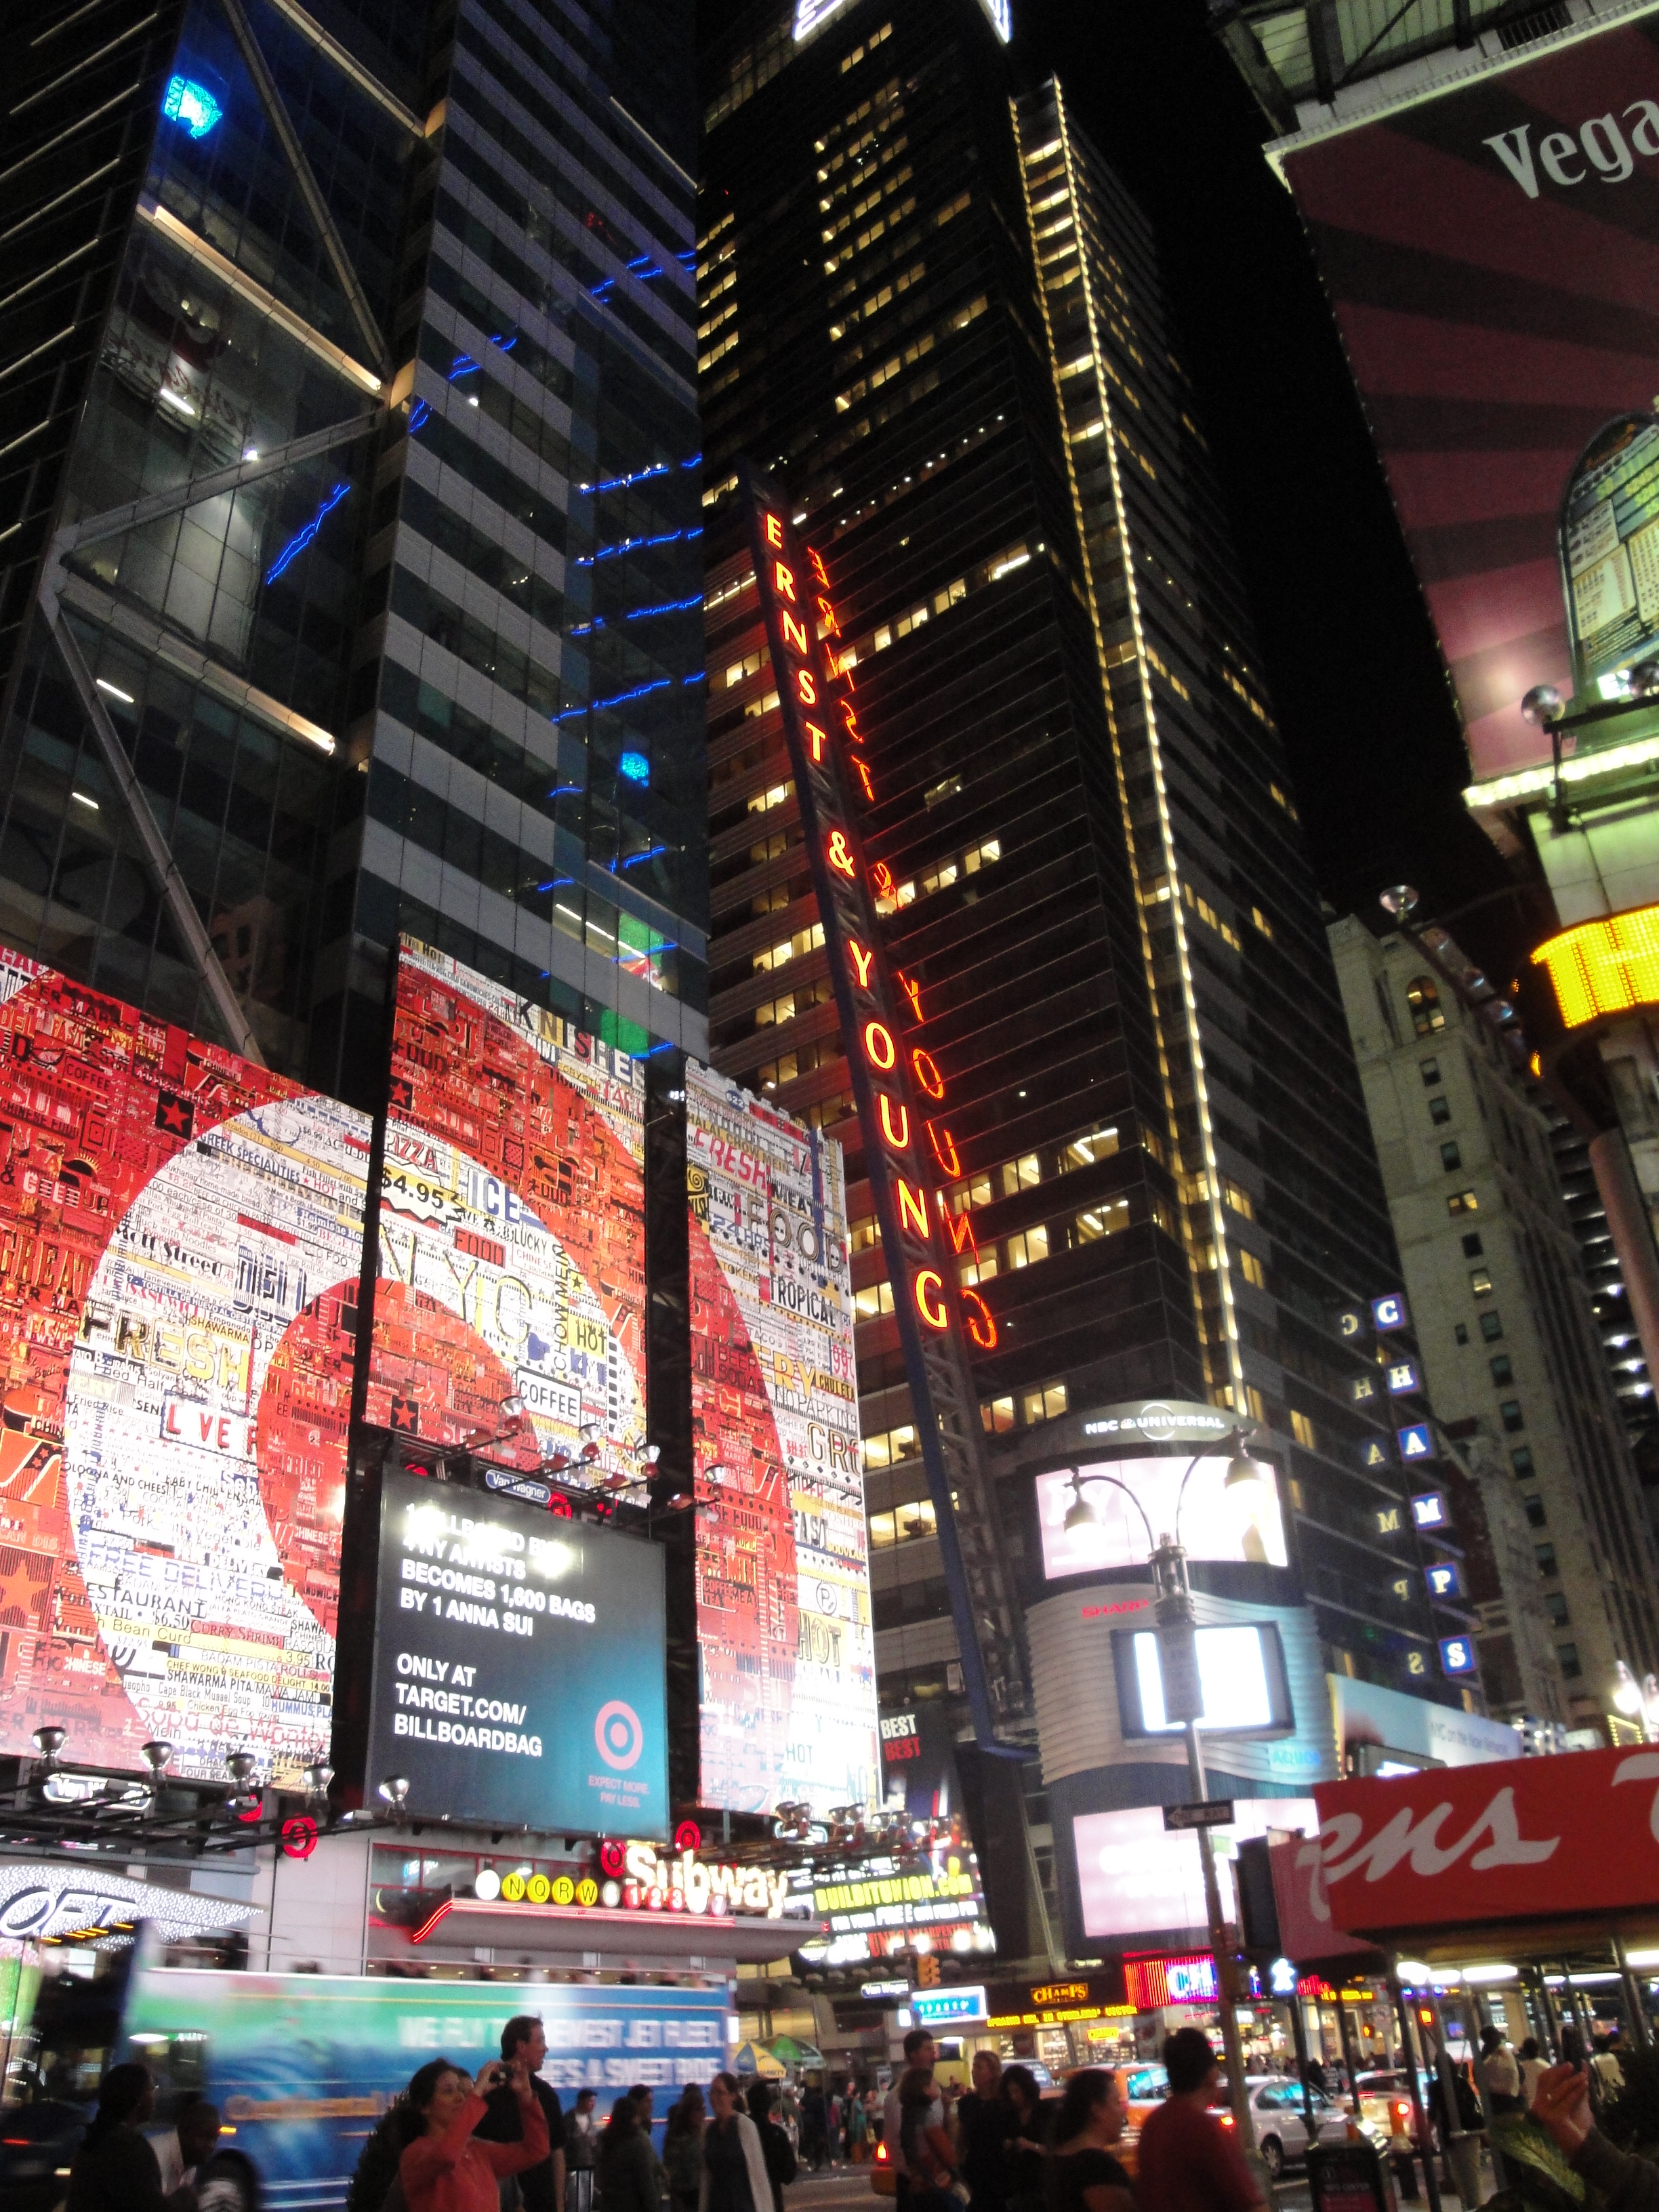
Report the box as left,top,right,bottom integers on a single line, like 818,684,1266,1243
365,1469,669,1836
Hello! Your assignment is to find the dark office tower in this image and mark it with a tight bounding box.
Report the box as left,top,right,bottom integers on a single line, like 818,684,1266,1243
1010,83,1454,1678
698,0,1457,1788
0,0,705,1094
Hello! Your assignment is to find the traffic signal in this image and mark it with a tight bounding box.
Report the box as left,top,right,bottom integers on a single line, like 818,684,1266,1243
917,1953,941,1987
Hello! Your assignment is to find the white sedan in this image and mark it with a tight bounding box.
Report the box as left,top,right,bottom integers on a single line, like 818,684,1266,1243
1214,2078,1355,2179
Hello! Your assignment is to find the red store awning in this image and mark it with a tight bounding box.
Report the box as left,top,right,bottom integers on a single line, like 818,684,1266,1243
1304,1744,1659,1949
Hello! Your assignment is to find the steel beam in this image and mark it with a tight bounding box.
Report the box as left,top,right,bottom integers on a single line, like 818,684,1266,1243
39,598,267,1067
54,405,384,557
218,0,390,372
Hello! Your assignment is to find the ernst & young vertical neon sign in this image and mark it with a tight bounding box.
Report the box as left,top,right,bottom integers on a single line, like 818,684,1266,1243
738,465,1023,1752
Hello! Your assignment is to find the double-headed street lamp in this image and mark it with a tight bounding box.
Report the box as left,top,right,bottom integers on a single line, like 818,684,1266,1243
1063,1428,1275,2160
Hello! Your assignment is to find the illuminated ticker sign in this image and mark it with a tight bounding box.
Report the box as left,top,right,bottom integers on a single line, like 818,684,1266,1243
1532,903,1659,1031
738,466,1023,1752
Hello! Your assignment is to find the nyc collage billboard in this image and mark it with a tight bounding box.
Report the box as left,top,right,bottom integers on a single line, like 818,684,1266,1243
686,1061,880,1817
1280,14,1659,777
367,939,647,1486
0,950,369,1781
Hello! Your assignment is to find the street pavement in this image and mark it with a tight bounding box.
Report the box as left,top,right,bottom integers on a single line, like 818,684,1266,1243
781,2160,1324,2212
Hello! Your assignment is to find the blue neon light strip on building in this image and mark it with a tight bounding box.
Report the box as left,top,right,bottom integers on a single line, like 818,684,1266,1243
619,752,649,784
552,676,670,722
163,75,222,137
575,527,701,568
265,483,350,585
619,844,667,869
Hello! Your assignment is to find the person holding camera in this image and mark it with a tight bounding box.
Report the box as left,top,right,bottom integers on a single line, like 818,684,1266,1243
398,2053,550,2212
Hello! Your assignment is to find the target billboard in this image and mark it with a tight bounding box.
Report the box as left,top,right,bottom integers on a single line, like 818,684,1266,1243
0,949,369,1782
365,938,647,1483
686,1059,879,1818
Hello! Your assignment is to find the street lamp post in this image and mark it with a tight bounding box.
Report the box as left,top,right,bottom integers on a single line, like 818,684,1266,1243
1064,1429,1275,2166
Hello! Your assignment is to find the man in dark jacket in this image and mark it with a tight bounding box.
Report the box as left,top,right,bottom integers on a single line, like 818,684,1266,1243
1534,2060,1659,2211
476,2016,567,2212
747,2082,798,2212
67,2063,174,2211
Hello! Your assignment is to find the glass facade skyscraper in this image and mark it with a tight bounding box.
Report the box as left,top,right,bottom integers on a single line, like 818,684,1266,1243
697,0,1469,1943
0,0,705,1098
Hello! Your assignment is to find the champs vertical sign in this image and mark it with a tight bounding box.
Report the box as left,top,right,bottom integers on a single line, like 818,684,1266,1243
738,465,1025,1752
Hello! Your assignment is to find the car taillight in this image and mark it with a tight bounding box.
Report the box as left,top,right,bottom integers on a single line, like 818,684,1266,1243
1218,2114,1235,2129
1393,2102,1412,2123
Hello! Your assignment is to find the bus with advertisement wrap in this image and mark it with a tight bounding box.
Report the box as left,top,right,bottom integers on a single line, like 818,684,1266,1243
9,1942,732,2211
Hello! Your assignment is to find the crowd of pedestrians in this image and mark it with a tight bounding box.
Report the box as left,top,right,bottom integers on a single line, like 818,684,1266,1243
58,2009,1656,2212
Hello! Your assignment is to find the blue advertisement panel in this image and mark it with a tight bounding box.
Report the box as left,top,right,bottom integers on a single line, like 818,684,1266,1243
121,1965,730,2205
366,1468,668,1836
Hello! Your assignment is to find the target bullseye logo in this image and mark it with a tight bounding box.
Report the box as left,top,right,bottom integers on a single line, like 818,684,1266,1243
595,1700,644,1771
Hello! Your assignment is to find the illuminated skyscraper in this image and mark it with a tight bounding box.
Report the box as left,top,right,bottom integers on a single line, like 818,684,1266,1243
0,0,705,1095
698,0,1473,1944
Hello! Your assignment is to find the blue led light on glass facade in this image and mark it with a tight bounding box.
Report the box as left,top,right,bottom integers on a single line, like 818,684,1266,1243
162,75,222,138
619,752,650,784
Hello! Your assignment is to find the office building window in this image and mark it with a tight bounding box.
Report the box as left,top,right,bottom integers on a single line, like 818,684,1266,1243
1429,1095,1452,1125
1501,1400,1525,1432
1022,1383,1069,1426
1290,1410,1317,1449
1470,1267,1493,1295
1535,1542,1558,1578
1462,1233,1484,1258
1511,1446,1535,1478
1480,1311,1503,1340
1523,1495,1547,1528
1545,1591,1570,1626
1420,1058,1441,1084
1408,977,1446,1036
1440,1140,1462,1172
981,1397,1015,1433
1448,1189,1479,1214
1559,1643,1582,1679
1490,1354,1513,1385
1454,1324,1469,1346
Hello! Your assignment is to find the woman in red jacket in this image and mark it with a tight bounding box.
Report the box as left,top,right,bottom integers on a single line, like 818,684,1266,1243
399,2052,551,2212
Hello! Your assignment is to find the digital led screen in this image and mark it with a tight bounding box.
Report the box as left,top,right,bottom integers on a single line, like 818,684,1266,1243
366,940,646,1485
1073,1799,1317,1943
1035,1456,1287,1580
0,949,369,1781
366,1467,667,1833
1279,14,1659,779
1117,1623,1292,1739
686,1061,878,1817
787,1833,994,1967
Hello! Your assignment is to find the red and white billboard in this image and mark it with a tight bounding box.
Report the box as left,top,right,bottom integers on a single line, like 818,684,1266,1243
1312,1744,1659,1936
0,951,369,1780
1282,14,1659,777
367,939,647,1481
686,1060,879,1818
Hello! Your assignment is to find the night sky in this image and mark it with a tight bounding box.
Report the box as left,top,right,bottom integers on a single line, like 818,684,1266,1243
1012,0,1538,983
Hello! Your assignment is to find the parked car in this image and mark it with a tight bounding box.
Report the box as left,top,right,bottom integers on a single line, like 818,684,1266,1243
1212,2076,1357,2180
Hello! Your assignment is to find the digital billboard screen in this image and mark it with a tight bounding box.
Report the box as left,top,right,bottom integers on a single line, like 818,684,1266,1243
365,1467,668,1834
1073,1798,1318,1944
1279,13,1659,778
1035,1456,1288,1579
787,1833,994,1967
0,950,369,1780
366,940,646,1483
685,1061,879,1818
